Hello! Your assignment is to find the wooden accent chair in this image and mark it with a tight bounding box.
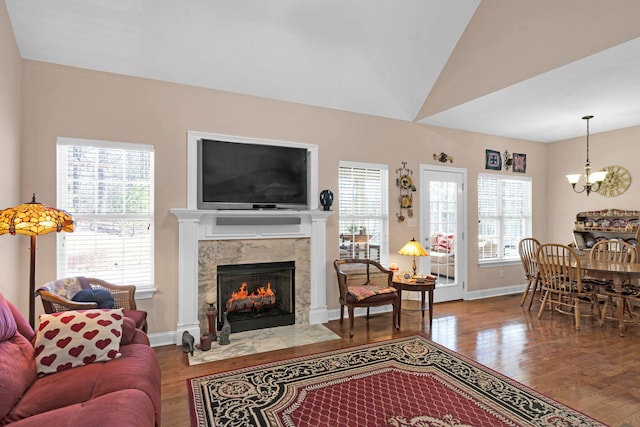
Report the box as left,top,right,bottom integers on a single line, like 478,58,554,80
518,237,541,309
333,259,399,337
588,239,637,325
36,276,148,332
536,243,600,331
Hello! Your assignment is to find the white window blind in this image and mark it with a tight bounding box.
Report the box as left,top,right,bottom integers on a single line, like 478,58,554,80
478,174,532,262
56,138,154,289
338,162,389,265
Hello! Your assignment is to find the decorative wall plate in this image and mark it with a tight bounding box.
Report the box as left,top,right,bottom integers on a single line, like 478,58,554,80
598,165,631,197
399,174,415,190
400,194,413,209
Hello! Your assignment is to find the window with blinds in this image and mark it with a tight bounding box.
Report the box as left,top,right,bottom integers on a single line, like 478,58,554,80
478,174,532,262
338,162,389,265
56,138,154,289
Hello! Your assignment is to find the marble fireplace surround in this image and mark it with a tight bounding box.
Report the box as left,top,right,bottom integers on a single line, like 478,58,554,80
170,209,332,344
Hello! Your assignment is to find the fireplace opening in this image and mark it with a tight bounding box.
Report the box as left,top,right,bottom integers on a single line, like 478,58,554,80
217,261,295,333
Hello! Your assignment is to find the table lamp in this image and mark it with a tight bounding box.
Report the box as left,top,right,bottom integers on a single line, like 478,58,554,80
397,237,429,277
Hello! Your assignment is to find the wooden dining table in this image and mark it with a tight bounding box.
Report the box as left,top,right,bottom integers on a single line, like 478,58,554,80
576,257,640,336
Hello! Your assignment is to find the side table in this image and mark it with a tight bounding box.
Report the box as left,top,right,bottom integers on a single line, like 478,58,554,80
391,276,436,328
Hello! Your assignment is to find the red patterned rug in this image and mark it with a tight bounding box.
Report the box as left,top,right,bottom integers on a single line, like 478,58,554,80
188,336,606,427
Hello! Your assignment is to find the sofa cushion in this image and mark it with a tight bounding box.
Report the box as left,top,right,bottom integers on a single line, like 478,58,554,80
5,344,161,425
0,294,17,342
4,389,156,427
34,309,124,376
0,294,37,422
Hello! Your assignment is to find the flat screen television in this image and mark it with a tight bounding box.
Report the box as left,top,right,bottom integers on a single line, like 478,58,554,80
197,138,309,210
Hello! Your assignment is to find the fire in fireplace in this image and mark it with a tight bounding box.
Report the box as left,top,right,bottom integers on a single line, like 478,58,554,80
217,261,295,333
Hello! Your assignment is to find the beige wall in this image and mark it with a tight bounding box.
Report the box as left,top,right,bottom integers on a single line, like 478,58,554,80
17,52,640,336
0,2,23,307
19,60,551,334
545,124,640,243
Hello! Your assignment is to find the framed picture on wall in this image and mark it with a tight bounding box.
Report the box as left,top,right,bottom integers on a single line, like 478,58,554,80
485,149,501,170
513,153,527,173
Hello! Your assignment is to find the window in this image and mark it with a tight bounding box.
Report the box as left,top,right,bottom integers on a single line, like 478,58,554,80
478,174,532,262
57,138,155,294
338,162,389,265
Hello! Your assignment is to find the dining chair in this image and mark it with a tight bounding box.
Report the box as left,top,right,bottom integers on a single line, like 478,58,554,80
536,243,600,331
518,237,541,309
589,239,637,325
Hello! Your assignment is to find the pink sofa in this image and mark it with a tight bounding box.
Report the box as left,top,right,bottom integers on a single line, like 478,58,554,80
0,293,161,426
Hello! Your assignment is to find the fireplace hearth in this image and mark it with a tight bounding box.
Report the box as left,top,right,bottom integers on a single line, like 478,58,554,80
217,261,295,333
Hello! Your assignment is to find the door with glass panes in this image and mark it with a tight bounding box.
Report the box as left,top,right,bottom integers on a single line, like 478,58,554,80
420,165,466,302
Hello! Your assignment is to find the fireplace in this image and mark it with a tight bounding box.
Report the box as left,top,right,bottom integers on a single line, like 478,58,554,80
171,132,330,344
217,261,295,333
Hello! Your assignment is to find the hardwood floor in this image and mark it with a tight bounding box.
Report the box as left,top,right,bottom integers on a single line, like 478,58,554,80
155,294,640,426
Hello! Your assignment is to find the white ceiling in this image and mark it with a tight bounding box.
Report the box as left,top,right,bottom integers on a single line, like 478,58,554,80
6,0,640,142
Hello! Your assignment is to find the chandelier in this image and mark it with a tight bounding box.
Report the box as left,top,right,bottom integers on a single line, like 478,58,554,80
566,115,607,196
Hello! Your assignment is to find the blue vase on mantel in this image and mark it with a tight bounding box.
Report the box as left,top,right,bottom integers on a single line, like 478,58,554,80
320,189,333,211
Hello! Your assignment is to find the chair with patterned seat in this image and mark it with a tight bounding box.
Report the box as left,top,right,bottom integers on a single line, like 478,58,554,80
334,259,399,337
36,276,148,332
536,243,600,331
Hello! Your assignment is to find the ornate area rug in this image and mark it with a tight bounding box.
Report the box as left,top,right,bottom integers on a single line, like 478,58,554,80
188,336,606,427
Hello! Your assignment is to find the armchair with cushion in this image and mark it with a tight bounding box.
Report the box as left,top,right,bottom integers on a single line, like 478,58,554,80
36,276,148,332
334,259,399,337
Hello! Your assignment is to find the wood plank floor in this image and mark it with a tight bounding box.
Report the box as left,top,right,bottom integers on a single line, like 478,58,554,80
154,294,640,426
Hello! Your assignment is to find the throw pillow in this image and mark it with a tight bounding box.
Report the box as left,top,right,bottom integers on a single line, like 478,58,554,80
71,289,115,309
34,309,124,376
0,294,37,421
435,233,454,252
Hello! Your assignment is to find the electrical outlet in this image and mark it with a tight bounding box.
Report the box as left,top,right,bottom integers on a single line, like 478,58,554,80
499,269,504,279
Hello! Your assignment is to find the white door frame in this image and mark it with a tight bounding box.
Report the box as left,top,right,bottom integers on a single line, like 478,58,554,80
419,164,468,302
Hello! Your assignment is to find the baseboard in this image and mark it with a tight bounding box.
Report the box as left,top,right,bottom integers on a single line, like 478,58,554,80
466,283,527,300
148,331,177,347
150,286,528,347
327,284,528,322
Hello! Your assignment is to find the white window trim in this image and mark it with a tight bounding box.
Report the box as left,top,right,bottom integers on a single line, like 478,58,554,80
56,137,156,299
477,173,532,265
338,161,389,266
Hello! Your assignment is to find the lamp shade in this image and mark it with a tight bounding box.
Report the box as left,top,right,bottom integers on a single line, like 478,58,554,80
588,170,607,184
0,194,74,236
566,174,581,185
397,238,429,257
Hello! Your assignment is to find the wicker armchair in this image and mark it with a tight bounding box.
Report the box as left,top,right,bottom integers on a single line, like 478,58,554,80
36,277,148,332
333,259,399,337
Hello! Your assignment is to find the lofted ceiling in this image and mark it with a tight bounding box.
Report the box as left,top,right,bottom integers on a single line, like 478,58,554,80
5,0,640,142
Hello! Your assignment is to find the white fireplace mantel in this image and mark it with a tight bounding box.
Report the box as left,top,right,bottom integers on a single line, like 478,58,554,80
170,208,332,344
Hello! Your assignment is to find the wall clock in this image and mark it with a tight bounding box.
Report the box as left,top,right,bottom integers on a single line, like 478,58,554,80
598,165,631,197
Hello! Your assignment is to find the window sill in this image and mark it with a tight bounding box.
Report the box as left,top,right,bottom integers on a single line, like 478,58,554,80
478,259,520,268
135,287,157,300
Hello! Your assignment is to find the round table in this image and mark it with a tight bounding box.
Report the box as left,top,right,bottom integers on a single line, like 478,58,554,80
391,277,436,328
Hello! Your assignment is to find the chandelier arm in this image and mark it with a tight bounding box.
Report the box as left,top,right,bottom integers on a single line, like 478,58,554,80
571,184,587,194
